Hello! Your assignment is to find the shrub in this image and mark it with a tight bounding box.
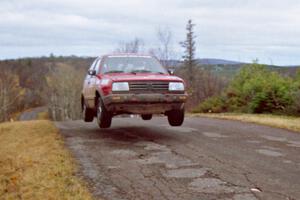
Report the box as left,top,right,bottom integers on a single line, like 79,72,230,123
286,90,300,116
193,96,226,113
194,62,296,114
287,69,300,116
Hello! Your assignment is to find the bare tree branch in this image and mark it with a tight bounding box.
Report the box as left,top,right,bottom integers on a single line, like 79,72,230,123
115,38,144,53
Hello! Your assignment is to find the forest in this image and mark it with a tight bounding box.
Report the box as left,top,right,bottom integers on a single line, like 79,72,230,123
1,55,300,123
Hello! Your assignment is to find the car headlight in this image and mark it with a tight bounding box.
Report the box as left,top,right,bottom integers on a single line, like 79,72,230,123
169,82,184,91
100,79,110,85
112,82,129,91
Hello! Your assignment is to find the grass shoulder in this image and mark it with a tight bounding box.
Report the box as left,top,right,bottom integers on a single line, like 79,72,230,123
0,120,92,200
190,113,300,133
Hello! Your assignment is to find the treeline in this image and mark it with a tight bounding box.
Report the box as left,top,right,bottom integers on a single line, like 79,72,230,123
0,55,229,122
45,63,85,121
0,55,228,122
0,58,47,121
175,65,228,109
0,56,90,122
0,69,24,121
194,62,300,116
1,55,300,123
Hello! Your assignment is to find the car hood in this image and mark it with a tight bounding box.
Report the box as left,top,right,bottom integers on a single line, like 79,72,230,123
102,73,184,82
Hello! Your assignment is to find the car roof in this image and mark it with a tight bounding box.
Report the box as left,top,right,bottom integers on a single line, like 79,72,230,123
100,53,154,59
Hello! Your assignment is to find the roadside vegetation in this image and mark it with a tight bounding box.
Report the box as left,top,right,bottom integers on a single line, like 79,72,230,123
0,120,92,200
0,56,87,122
193,62,300,116
192,113,300,133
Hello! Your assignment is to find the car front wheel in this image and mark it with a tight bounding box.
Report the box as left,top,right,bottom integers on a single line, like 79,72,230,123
82,100,94,122
96,97,112,128
167,109,184,126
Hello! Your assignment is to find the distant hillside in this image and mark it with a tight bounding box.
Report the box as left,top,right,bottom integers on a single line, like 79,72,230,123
169,58,300,68
197,58,243,65
200,64,299,78
166,58,243,67
166,58,299,78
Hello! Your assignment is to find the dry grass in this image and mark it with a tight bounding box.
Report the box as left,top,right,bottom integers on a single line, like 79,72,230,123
192,113,300,133
0,120,93,200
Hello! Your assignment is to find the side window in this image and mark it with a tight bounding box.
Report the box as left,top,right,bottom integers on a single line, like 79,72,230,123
89,59,98,71
86,59,98,79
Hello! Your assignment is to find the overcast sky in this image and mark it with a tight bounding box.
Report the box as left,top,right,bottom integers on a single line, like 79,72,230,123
0,0,299,65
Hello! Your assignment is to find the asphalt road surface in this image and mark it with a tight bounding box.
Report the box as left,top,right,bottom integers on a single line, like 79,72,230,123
19,107,47,121
55,117,300,200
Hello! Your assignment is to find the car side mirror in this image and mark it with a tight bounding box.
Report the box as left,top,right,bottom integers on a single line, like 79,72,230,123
88,69,96,76
168,69,174,75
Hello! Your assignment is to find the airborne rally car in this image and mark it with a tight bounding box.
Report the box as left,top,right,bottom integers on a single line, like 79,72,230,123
81,54,187,128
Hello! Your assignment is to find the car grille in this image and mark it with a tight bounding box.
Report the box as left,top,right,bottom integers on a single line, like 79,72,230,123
129,81,169,93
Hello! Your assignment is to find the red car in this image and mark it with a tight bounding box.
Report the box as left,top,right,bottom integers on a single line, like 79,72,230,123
81,54,187,128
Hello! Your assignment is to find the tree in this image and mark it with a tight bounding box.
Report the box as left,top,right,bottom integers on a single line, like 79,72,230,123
0,68,24,122
150,27,174,67
180,19,197,85
44,63,84,121
175,66,227,109
115,38,144,53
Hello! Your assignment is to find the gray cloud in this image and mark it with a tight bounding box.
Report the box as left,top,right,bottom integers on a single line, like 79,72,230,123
0,0,299,65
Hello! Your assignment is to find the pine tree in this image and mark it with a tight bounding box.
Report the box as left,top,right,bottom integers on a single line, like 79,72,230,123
180,19,197,86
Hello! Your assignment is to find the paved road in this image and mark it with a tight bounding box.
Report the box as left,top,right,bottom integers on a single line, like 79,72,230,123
19,107,47,121
56,117,300,200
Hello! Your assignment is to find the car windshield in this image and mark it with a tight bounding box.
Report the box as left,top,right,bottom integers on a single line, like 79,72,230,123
101,56,167,74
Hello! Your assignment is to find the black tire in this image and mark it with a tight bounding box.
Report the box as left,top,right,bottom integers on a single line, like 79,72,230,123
167,109,184,126
96,97,112,128
141,114,152,120
82,100,94,122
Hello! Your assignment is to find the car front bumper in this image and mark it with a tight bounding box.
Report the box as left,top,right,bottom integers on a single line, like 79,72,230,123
102,93,187,114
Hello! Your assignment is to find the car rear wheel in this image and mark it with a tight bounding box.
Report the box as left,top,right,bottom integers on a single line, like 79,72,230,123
167,109,184,126
82,101,94,122
141,114,152,120
96,97,112,128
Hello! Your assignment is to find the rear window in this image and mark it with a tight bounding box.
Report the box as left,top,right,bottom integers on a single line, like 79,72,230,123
101,56,167,74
